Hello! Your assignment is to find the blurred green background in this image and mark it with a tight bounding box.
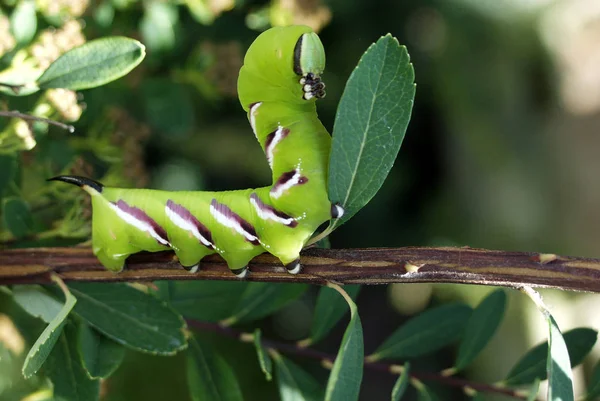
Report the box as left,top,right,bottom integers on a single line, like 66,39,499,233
1,0,600,400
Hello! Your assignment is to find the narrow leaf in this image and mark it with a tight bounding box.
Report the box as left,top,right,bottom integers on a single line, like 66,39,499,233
307,285,361,345
369,304,472,361
526,378,540,401
253,329,272,381
22,286,77,378
10,0,37,45
414,381,438,401
272,352,324,401
0,154,17,197
324,285,363,401
504,328,597,386
155,281,247,322
584,359,600,400
37,37,145,90
547,315,574,401
44,324,99,401
455,290,506,370
78,322,125,379
3,197,33,238
224,283,307,325
186,337,243,401
12,285,63,323
328,34,415,229
66,283,186,355
391,363,410,401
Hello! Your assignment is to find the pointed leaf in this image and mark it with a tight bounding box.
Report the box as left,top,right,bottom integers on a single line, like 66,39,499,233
22,286,76,378
328,34,415,229
37,37,145,90
224,283,307,325
324,286,363,401
12,285,63,323
414,382,438,401
253,329,272,381
455,290,506,370
504,328,597,386
155,281,246,322
3,197,33,238
547,315,574,401
391,363,410,401
273,352,324,401
44,324,99,401
307,285,361,345
585,360,600,400
526,378,540,401
66,283,186,355
78,322,125,379
369,304,472,361
186,337,243,401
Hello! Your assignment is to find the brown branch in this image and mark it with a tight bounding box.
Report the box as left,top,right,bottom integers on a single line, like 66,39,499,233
1,246,599,292
187,319,527,399
0,110,75,132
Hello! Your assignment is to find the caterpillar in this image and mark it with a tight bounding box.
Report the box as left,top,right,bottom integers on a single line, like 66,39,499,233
50,25,344,277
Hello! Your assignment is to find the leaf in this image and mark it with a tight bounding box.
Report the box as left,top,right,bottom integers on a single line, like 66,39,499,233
22,286,77,378
504,328,597,386
324,285,363,401
527,378,541,401
224,283,307,325
253,329,272,381
272,353,324,401
414,382,438,401
155,281,246,322
0,154,17,197
547,315,574,401
140,1,177,53
186,337,243,401
585,360,600,400
77,322,125,379
306,285,361,345
44,324,99,401
37,37,145,90
455,289,506,370
391,363,410,401
10,0,37,45
12,285,63,323
328,34,416,229
368,304,472,361
66,283,186,355
2,197,33,238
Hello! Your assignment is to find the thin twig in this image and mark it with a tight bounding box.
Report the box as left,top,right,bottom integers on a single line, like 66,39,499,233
0,110,75,132
1,246,600,293
186,319,527,399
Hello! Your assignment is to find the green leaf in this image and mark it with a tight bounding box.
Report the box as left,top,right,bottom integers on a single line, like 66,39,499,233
527,378,540,401
140,1,177,53
391,363,410,401
22,286,77,378
66,283,186,355
186,337,243,401
307,285,361,345
455,290,506,370
547,315,574,401
369,303,472,361
10,0,37,45
37,37,145,90
12,285,63,323
77,322,125,379
328,34,415,229
324,286,363,401
584,360,600,400
272,353,324,401
44,324,99,401
414,382,438,401
253,329,272,381
224,283,307,325
2,197,33,238
504,328,597,386
155,281,246,322
0,154,17,197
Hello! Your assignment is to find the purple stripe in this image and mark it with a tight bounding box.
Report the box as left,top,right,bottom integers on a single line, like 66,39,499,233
114,200,169,245
166,200,214,248
250,193,297,228
211,199,260,246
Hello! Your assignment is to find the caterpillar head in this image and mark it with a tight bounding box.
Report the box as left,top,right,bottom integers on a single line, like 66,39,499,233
293,32,326,100
238,25,326,111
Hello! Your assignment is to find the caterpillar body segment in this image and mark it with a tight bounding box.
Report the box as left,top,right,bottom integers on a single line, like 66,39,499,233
51,25,341,276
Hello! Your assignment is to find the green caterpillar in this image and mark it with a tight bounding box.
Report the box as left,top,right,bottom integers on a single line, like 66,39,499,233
50,25,343,277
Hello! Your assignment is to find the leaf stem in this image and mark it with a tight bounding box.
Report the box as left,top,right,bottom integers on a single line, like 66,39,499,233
0,110,75,132
186,319,528,399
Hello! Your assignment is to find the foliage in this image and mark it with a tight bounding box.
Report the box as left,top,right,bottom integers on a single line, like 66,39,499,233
0,2,597,401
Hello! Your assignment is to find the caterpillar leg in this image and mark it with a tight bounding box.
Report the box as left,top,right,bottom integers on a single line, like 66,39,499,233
330,203,344,219
285,258,302,274
94,248,128,272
